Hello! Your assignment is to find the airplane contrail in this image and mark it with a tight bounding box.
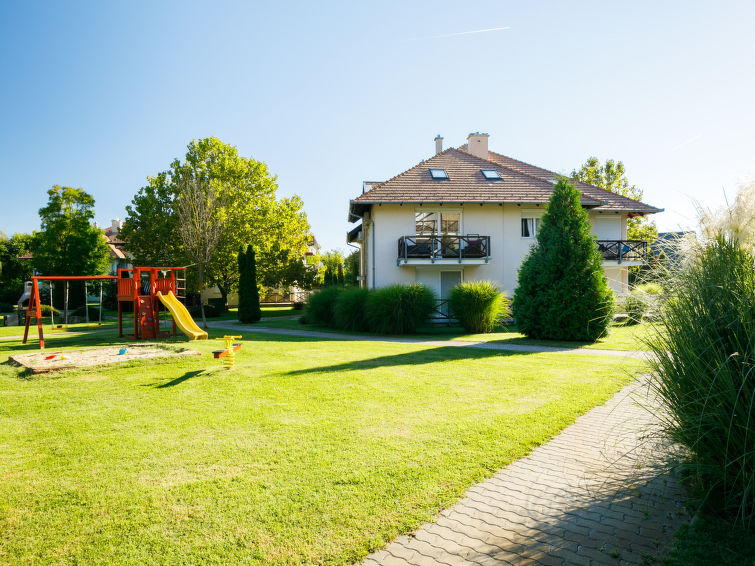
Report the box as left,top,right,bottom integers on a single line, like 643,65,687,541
410,26,511,41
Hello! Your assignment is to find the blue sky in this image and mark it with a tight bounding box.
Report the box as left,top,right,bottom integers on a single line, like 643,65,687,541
1,1,753,252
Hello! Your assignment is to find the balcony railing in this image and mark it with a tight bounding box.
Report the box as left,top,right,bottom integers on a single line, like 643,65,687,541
398,235,490,264
597,240,648,263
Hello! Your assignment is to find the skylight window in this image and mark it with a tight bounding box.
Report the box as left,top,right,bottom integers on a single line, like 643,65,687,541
429,168,449,180
481,169,502,180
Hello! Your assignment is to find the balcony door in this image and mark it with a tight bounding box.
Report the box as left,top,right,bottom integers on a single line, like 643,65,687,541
416,269,462,316
415,211,461,237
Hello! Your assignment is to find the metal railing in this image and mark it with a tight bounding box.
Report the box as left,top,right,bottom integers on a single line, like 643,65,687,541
596,240,649,263
398,235,490,263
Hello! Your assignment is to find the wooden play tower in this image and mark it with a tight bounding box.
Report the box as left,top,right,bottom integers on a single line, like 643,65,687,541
117,266,187,339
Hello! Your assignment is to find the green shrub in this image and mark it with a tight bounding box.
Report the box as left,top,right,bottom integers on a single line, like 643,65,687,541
448,281,508,333
0,302,14,313
38,304,60,316
513,179,614,341
365,284,435,334
647,237,755,525
238,245,261,323
332,287,371,332
71,306,102,320
304,286,343,325
634,282,663,295
623,293,646,325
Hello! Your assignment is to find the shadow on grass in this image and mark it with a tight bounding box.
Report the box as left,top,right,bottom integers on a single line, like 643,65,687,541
285,345,519,376
154,370,204,388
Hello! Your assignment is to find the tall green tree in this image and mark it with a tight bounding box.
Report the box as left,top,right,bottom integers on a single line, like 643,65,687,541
513,179,614,341
571,157,658,242
32,186,110,276
238,245,261,323
0,233,34,297
122,137,313,300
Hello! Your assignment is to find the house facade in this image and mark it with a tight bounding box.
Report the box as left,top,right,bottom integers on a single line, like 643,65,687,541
347,133,661,300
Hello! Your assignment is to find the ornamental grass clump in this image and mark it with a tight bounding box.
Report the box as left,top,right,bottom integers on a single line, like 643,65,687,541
332,287,370,332
303,286,343,325
448,281,508,333
647,237,755,526
366,284,436,334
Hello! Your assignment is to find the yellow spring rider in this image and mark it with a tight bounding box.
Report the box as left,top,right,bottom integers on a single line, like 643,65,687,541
213,335,242,369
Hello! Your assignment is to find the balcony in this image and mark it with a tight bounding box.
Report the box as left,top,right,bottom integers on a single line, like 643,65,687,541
597,240,649,265
398,235,490,265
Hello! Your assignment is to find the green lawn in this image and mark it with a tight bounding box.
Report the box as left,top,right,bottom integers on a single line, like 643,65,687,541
239,317,657,351
0,328,645,564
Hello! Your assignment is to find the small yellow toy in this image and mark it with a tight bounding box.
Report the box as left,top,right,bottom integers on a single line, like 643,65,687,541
212,335,242,369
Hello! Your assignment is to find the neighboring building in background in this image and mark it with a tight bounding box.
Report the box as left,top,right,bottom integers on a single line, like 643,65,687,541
103,219,131,275
347,132,662,299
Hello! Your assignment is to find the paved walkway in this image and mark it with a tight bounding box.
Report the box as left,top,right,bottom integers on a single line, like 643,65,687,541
361,380,687,566
207,322,647,359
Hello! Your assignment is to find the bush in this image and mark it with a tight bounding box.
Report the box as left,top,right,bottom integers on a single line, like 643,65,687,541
634,282,663,295
0,302,14,313
304,286,343,325
366,284,435,334
448,281,508,333
332,287,371,331
513,179,614,341
188,304,220,318
623,293,646,325
647,237,755,525
71,306,102,320
238,245,261,323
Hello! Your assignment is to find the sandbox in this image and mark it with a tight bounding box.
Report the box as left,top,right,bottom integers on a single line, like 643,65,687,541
9,343,201,373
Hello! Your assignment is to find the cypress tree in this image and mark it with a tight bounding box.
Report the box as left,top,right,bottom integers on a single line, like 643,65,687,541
513,179,614,341
238,245,262,323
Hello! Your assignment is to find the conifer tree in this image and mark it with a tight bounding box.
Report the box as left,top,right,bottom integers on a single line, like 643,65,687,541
238,245,261,323
513,179,614,341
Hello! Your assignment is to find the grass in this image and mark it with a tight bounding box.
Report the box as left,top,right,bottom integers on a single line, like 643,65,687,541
0,328,645,564
237,317,656,351
664,518,755,565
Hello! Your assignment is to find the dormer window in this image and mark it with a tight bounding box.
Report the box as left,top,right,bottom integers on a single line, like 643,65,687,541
429,168,449,180
481,169,501,180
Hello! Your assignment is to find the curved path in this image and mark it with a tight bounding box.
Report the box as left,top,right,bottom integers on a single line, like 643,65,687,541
207,322,648,359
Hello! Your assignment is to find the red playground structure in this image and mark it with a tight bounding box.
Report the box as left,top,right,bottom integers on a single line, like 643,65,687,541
116,267,188,340
23,267,189,349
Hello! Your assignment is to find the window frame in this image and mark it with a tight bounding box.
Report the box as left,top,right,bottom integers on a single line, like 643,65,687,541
429,168,449,180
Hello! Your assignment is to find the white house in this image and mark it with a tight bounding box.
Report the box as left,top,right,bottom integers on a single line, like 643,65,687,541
347,133,661,300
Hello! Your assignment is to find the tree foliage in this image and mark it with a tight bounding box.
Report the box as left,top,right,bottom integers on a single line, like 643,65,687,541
122,137,312,298
0,233,34,296
238,245,261,323
175,175,226,328
513,179,614,341
571,157,658,242
32,186,110,276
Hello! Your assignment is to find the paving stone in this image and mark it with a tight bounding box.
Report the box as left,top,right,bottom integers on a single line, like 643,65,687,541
360,380,689,566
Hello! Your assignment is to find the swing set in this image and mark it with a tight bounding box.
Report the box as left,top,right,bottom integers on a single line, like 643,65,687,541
23,275,117,349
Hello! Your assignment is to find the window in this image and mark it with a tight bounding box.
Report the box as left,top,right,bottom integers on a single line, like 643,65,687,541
415,212,436,235
441,212,460,235
429,168,448,180
481,169,501,180
415,211,461,236
521,218,540,238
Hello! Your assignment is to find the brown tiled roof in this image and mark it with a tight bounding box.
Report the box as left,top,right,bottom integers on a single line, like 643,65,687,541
349,146,661,221
461,145,662,214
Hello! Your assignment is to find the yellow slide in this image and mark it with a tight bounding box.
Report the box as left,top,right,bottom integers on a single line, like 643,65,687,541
156,291,208,340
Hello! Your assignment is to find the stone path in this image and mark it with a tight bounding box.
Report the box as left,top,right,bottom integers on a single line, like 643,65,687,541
207,322,647,359
361,380,687,566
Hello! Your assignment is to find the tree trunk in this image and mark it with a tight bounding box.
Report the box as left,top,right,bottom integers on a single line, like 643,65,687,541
198,263,208,330
217,283,228,312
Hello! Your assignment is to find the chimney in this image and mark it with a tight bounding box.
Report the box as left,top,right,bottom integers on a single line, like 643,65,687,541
111,218,123,234
467,132,489,160
434,134,443,154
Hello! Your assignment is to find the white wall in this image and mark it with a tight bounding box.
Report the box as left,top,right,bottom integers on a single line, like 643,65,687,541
365,204,630,295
